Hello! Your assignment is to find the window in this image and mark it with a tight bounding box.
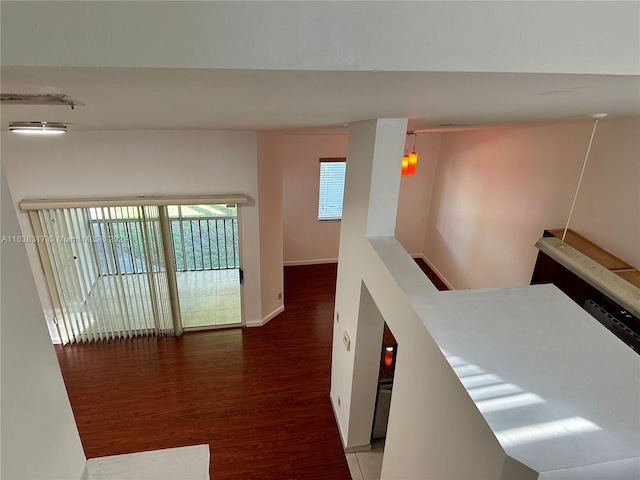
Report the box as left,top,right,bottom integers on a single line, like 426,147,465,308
318,158,346,221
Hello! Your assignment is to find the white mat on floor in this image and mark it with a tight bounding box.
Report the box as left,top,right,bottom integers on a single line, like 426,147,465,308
84,444,209,480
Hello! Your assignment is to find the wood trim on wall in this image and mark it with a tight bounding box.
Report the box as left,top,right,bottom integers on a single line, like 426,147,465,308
20,194,249,211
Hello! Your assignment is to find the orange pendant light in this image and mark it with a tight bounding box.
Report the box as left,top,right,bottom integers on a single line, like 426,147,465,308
408,151,418,175
401,155,410,176
401,131,418,176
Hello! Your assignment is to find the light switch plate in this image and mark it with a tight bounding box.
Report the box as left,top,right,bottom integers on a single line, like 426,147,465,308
343,330,351,351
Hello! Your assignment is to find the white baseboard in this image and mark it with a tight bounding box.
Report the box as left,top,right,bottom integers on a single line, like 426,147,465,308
329,392,348,449
328,391,372,453
344,444,373,454
419,255,455,290
245,305,284,328
283,258,338,266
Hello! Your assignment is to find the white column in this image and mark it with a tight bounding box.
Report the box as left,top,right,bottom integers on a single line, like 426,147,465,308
330,118,407,448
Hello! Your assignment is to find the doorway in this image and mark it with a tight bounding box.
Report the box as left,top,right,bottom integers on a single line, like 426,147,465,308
371,322,397,441
169,204,242,329
345,283,392,480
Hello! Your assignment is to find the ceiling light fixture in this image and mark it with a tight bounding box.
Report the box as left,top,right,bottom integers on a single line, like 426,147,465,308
384,346,395,367
9,122,67,135
401,131,418,176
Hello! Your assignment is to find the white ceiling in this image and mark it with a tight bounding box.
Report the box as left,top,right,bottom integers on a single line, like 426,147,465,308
1,67,639,133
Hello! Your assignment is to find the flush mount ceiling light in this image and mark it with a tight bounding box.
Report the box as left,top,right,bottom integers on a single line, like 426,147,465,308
1,93,84,109
9,122,67,135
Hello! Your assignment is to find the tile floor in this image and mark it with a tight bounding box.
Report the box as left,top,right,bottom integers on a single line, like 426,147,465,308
52,269,242,343
176,269,241,328
346,441,384,480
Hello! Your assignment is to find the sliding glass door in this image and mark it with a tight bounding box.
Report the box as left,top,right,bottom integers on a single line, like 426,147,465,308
33,205,180,344
169,204,242,329
30,201,243,344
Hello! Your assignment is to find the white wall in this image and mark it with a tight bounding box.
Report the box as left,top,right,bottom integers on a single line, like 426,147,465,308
1,130,266,327
423,118,640,289
3,2,638,75
332,120,401,447
282,133,348,265
330,119,639,479
330,120,515,478
571,118,640,266
281,132,440,263
1,168,86,480
256,132,284,324
395,134,442,255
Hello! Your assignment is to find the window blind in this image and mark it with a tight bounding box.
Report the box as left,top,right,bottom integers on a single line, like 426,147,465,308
318,159,346,221
35,205,179,344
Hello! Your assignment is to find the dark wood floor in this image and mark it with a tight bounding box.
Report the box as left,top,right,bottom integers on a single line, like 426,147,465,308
414,258,450,291
56,264,349,479
55,260,447,479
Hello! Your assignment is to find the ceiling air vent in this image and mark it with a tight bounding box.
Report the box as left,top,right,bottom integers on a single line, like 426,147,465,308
1,93,84,109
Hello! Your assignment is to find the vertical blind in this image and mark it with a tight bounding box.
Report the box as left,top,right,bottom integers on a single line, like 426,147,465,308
37,206,179,344
318,159,346,221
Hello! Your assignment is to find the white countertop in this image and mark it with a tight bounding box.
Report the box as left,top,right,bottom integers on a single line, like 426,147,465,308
418,284,640,476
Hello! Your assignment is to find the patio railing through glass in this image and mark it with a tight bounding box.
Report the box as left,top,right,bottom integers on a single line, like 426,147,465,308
92,216,239,274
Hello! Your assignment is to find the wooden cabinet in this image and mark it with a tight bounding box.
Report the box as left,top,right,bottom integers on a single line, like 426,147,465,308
532,250,596,304
531,229,640,352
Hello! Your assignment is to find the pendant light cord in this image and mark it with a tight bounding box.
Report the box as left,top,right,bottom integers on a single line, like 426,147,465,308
562,118,600,243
